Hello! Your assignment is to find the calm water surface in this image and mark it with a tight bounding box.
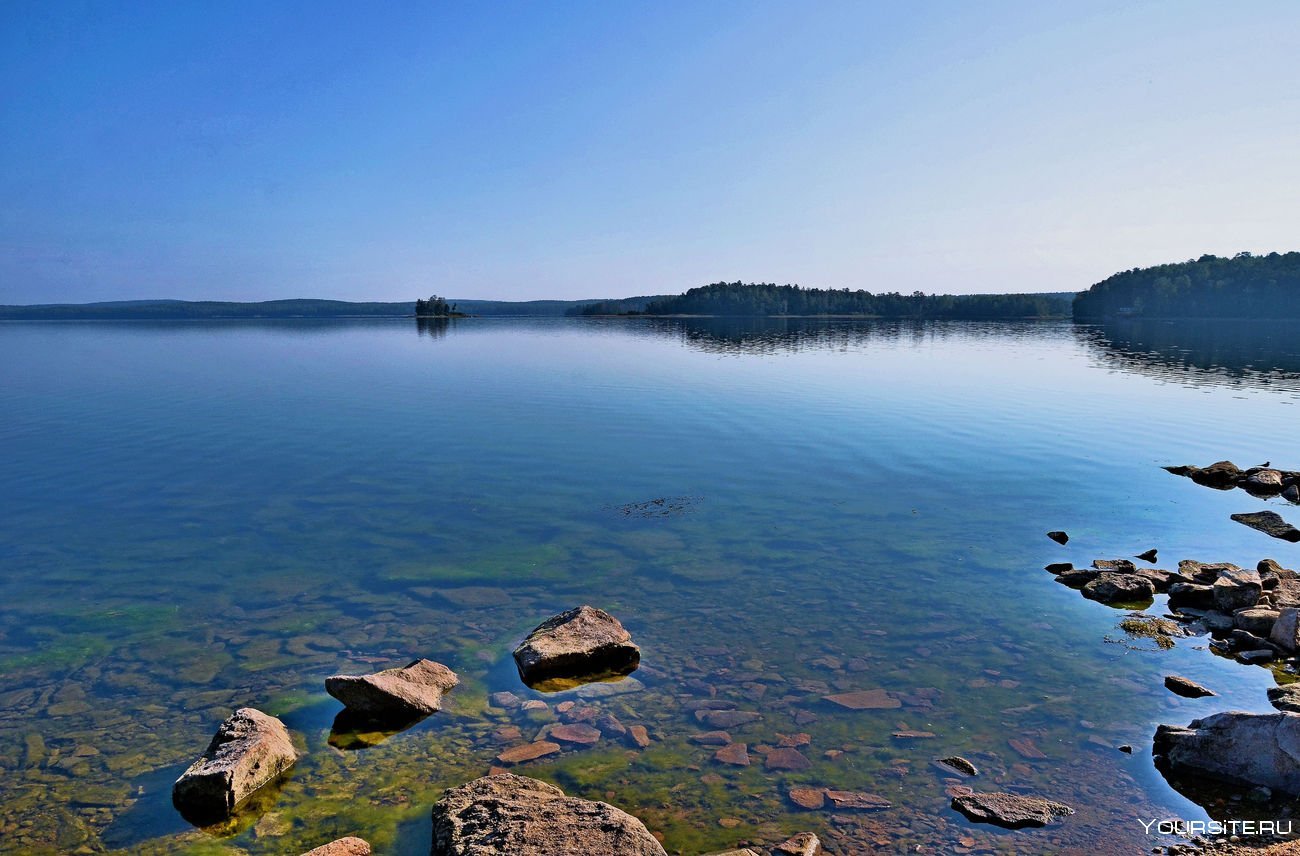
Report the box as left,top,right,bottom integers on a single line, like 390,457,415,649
3,317,1300,855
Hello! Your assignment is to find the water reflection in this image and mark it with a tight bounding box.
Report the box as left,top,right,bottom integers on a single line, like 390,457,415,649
1076,319,1300,392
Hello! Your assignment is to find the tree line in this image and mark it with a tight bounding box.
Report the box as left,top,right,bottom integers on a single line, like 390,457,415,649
603,282,1069,318
414,295,458,316
1073,252,1300,320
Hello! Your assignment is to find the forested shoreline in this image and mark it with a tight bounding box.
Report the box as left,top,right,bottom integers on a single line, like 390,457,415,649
1073,252,1300,319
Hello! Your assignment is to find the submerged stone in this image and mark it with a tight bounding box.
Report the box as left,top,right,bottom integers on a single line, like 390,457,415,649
172,708,297,825
951,791,1073,828
772,833,823,856
430,773,666,856
300,837,371,856
823,689,900,710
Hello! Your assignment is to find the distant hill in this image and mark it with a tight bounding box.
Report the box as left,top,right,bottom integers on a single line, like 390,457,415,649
0,297,668,320
1074,252,1300,320
638,282,1070,318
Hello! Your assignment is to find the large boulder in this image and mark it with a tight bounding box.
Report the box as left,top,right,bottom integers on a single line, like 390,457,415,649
1081,572,1155,605
950,791,1073,828
430,773,666,855
1213,567,1263,611
513,605,640,688
172,708,297,824
1271,608,1300,653
1153,711,1300,794
325,659,458,720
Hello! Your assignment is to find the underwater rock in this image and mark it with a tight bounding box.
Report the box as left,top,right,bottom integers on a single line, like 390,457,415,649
937,756,978,776
1164,676,1215,698
772,833,822,855
325,658,458,720
549,723,601,745
713,743,750,766
1081,572,1155,604
823,689,900,710
787,786,826,809
430,772,667,856
824,790,891,810
951,791,1073,828
1168,582,1215,609
1232,511,1300,543
495,741,561,765
1154,711,1300,794
696,709,763,728
301,837,371,856
1268,685,1300,713
513,605,640,688
172,708,297,824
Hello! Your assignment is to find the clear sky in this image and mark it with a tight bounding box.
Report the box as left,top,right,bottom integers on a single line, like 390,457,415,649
2,1,1298,304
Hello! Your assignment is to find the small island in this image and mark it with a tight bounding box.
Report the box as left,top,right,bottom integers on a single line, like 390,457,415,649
414,295,468,318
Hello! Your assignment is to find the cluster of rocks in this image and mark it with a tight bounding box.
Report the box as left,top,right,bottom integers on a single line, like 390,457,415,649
172,604,655,855
1165,460,1300,502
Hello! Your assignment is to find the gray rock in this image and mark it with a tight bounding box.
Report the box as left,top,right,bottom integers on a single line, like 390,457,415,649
950,791,1073,828
430,773,666,856
173,708,297,823
1272,608,1300,653
1235,608,1280,637
1238,649,1277,665
1199,610,1236,632
300,837,371,856
772,833,823,856
1213,567,1263,611
1168,582,1215,610
325,659,458,719
1232,511,1300,543
1154,711,1300,794
1246,469,1286,493
1164,676,1215,698
1092,558,1137,572
1054,569,1098,587
1082,572,1155,604
1268,685,1300,713
513,605,640,688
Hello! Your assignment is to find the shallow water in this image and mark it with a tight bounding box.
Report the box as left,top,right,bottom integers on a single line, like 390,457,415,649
2,316,1300,854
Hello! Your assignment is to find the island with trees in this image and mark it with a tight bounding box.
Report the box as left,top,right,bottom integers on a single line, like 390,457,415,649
1073,252,1300,320
572,281,1069,319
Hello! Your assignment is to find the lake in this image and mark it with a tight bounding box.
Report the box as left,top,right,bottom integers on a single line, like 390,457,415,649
3,316,1300,855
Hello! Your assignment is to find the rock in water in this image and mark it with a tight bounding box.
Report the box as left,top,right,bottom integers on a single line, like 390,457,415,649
1047,530,1069,545
172,708,297,824
950,791,1074,828
1081,572,1156,604
325,659,459,720
1268,685,1300,713
1154,711,1300,794
301,838,371,856
937,756,978,776
1164,675,1215,698
513,605,640,689
1232,511,1300,543
772,832,823,855
430,772,667,856
1137,549,1159,563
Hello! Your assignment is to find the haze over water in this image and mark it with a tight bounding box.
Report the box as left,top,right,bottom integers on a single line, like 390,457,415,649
2,317,1300,854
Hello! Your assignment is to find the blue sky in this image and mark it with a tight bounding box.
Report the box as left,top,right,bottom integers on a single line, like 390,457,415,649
2,1,1297,303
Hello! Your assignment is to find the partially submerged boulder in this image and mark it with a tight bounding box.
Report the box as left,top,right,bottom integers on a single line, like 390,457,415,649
950,791,1073,828
513,605,640,689
1164,675,1215,699
172,708,297,824
430,773,666,855
1232,511,1300,543
1268,685,1300,713
1154,711,1300,794
325,659,459,720
1082,572,1155,605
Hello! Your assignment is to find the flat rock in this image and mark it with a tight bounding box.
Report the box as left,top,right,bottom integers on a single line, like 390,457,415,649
951,791,1073,828
325,659,458,720
549,723,601,745
773,832,823,855
430,773,666,856
714,743,750,766
172,708,297,824
1268,685,1300,713
301,838,371,856
824,790,891,810
513,605,641,688
1082,572,1155,604
1232,511,1300,543
1164,675,1215,698
1154,711,1300,794
626,725,651,749
787,787,826,809
691,731,732,745
495,741,561,765
1236,608,1281,637
696,709,763,728
764,747,811,771
823,689,900,710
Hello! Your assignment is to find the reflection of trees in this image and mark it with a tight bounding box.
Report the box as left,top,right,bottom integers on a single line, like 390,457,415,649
416,317,450,339
1075,320,1300,391
629,316,1066,355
